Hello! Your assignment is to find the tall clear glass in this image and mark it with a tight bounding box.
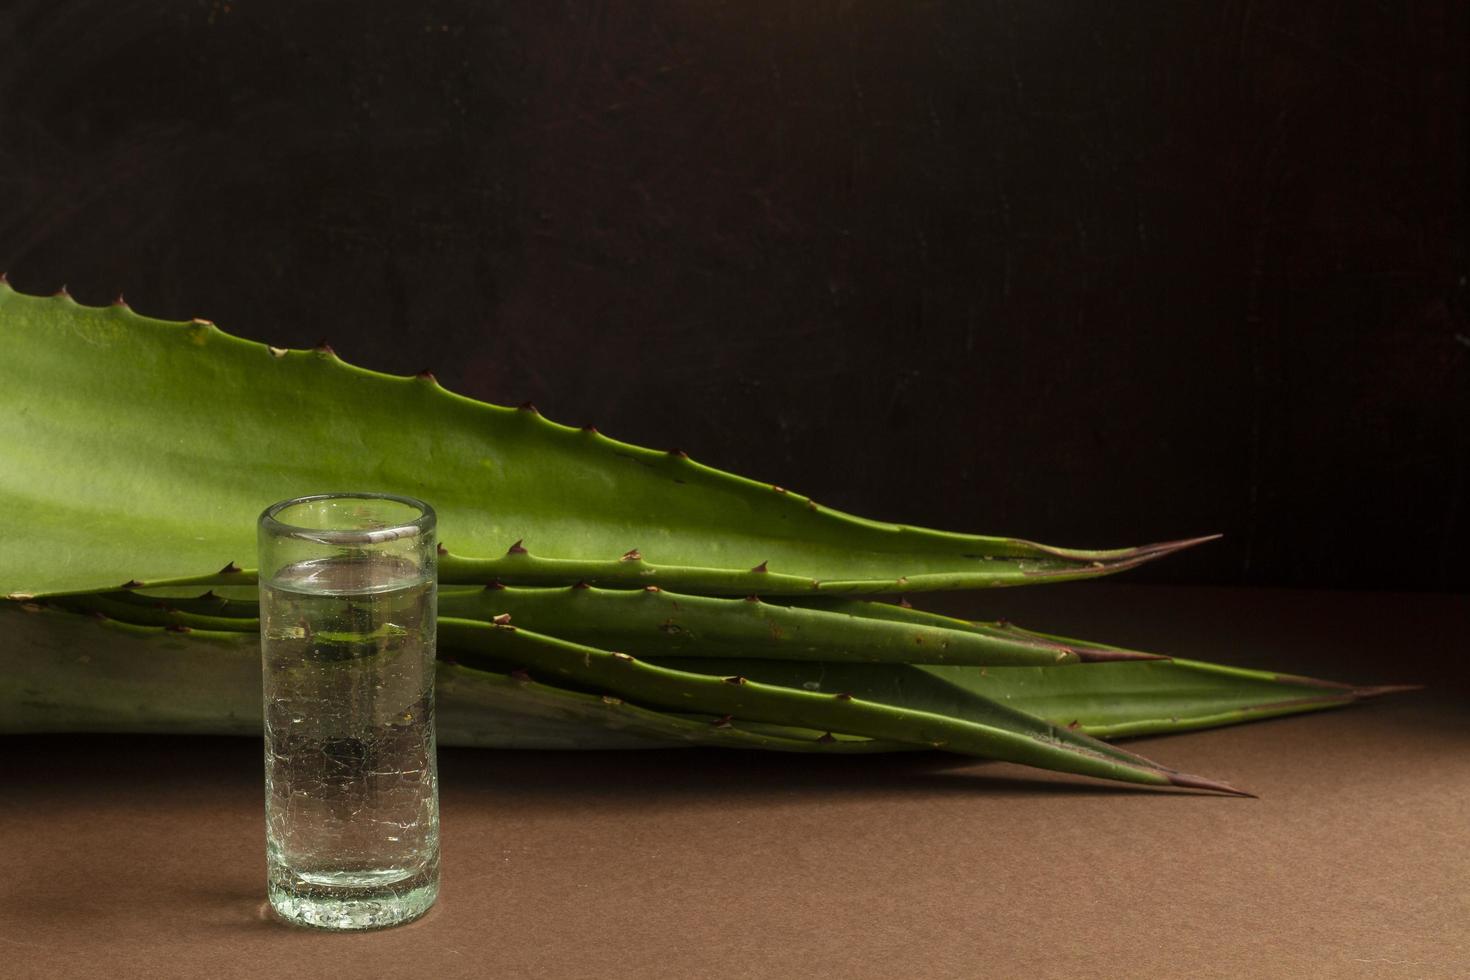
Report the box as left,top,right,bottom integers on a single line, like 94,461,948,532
257,492,439,930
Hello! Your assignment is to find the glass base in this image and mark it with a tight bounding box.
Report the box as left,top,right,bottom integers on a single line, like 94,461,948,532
268,864,438,931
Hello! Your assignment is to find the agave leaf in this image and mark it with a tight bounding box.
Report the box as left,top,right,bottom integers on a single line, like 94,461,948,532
6,597,1395,757
649,656,1394,741
38,587,1394,742
0,601,897,752
79,584,1162,667
438,617,1250,793
0,284,1210,599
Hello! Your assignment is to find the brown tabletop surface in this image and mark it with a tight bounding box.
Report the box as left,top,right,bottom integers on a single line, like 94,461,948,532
3,584,1467,979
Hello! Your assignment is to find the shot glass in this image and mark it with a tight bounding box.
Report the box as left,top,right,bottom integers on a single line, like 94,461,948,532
257,492,439,930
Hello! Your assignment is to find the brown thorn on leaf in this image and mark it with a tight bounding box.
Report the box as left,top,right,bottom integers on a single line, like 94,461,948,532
436,543,448,556
113,293,127,307
833,692,853,701
120,579,143,589
580,423,599,433
816,732,837,744
897,597,913,608
483,580,506,591
267,346,287,358
772,485,786,493
90,609,109,621
750,560,769,574
415,369,438,383
219,561,242,575
644,585,661,593
805,499,818,510
510,668,531,681
667,448,689,459
53,284,71,299
744,595,761,603
571,580,591,590
711,714,734,728
722,675,747,685
491,613,512,626
191,317,214,327
313,339,336,355
518,401,539,414
601,696,623,706
166,623,192,633
507,539,528,555
612,652,636,663
621,548,642,562
1066,720,1082,730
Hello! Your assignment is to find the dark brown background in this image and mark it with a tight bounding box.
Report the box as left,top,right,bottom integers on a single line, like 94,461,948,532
0,1,1465,589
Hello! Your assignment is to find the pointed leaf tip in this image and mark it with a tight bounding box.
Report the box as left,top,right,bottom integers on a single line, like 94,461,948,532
1352,684,1425,699
1166,772,1256,798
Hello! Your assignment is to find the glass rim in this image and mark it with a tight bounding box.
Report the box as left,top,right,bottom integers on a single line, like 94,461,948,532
259,492,436,546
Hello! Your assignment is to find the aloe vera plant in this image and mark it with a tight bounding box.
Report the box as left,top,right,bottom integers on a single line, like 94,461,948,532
0,281,1408,793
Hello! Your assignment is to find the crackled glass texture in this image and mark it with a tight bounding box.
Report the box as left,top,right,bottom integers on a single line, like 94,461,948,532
258,493,439,930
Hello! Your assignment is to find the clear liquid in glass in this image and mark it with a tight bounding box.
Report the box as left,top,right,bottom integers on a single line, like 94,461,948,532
261,554,439,930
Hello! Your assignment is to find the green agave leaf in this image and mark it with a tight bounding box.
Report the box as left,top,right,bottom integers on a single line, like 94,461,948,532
649,656,1393,741
39,588,1394,743
439,617,1250,793
0,284,1211,599
80,584,1163,667
0,601,895,752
